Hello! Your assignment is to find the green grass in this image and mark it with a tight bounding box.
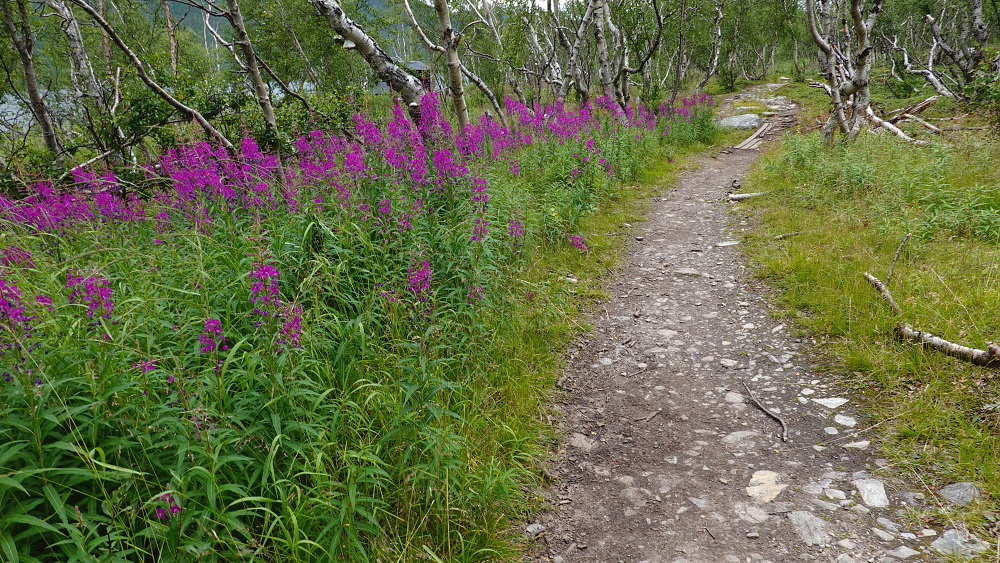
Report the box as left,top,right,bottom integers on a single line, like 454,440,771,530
743,129,1000,551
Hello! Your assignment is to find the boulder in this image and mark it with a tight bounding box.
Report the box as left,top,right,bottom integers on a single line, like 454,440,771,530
719,113,762,130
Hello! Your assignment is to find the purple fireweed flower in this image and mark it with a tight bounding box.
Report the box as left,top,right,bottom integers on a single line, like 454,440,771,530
155,508,168,521
407,261,432,302
467,285,484,303
250,263,280,315
0,247,34,268
471,217,488,242
199,318,225,353
568,235,589,251
277,302,303,349
132,359,156,373
67,274,113,319
508,219,524,239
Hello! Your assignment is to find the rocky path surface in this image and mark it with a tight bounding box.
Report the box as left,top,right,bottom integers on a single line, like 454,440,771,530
527,86,989,563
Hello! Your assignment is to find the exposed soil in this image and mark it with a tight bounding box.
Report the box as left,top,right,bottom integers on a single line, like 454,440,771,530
525,84,969,563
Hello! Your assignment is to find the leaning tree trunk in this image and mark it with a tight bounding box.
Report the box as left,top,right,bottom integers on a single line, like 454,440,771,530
433,0,469,132
2,0,62,157
310,0,426,123
224,0,286,181
554,0,597,104
669,0,687,106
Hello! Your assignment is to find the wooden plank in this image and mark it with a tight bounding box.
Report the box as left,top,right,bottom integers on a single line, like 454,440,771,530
733,121,772,150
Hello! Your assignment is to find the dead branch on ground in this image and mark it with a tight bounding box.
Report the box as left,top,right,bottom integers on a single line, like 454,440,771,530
864,272,1000,367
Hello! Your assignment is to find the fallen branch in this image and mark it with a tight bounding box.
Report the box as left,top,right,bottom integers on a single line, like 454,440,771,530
901,113,941,133
774,230,809,240
895,324,1000,367
863,272,903,315
728,192,765,202
888,96,938,123
742,382,789,441
886,233,911,286
866,107,928,145
864,272,1000,367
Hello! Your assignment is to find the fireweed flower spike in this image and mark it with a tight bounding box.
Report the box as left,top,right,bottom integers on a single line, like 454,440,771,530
199,318,225,353
250,263,280,316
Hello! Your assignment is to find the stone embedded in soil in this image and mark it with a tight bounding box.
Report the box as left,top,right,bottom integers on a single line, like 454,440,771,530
719,113,762,130
525,523,546,538
853,479,889,508
720,358,738,368
746,470,787,502
787,511,830,546
568,433,597,452
871,527,895,541
674,267,701,276
885,546,921,559
842,441,870,449
716,240,740,247
812,397,849,408
939,482,982,505
834,414,857,427
931,529,989,557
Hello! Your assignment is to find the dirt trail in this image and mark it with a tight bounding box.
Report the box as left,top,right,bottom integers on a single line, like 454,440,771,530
526,85,970,563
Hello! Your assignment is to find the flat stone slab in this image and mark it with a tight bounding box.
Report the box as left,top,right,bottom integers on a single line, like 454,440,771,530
719,113,762,130
939,482,981,505
931,529,989,557
813,397,849,408
853,479,889,508
746,470,787,502
787,511,830,546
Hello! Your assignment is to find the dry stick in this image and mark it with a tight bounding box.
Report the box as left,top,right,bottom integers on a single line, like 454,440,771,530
774,230,810,240
863,272,1000,367
741,382,789,441
727,192,766,202
863,272,903,315
885,232,911,286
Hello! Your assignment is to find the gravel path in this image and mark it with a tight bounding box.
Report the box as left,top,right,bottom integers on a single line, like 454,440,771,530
526,85,987,563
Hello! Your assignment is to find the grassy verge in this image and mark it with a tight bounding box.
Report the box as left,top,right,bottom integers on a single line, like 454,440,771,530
742,122,1000,545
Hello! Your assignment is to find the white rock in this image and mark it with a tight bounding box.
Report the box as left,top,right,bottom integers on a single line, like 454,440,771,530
843,441,870,449
931,529,989,557
717,240,740,247
813,397,849,408
568,433,596,452
824,427,839,435
885,546,920,559
720,358,738,368
824,488,846,500
834,414,857,427
719,113,762,130
674,267,701,277
871,527,895,541
746,470,787,502
853,479,889,508
787,511,830,546
657,329,679,338
800,388,815,395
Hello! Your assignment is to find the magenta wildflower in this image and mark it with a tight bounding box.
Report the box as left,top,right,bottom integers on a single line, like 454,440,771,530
568,234,589,251
250,263,280,315
67,274,113,319
407,261,432,302
199,318,225,353
0,247,34,268
508,219,523,239
277,302,303,349
132,359,156,373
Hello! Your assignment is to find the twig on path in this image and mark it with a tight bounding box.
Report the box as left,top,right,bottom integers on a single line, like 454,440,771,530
741,382,789,442
886,233,911,286
634,408,661,422
704,527,717,540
